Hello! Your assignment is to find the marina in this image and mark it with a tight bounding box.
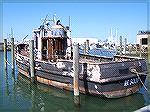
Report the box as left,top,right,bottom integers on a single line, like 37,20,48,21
0,51,150,111
1,2,150,111
14,16,148,99
1,15,150,111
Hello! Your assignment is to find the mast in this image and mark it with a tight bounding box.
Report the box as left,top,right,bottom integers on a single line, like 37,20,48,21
115,29,118,46
11,28,13,38
53,14,57,25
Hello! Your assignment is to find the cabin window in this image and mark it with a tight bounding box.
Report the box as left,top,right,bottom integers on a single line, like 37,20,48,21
119,68,129,74
44,31,48,36
141,38,147,45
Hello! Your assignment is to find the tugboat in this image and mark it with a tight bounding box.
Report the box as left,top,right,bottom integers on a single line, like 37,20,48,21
16,15,148,98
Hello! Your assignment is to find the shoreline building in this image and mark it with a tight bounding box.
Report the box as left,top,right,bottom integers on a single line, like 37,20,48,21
137,31,150,49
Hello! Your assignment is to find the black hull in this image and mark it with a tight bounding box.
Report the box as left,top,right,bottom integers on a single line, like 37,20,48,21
16,60,147,98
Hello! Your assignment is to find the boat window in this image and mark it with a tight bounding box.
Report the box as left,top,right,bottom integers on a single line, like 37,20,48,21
142,38,147,45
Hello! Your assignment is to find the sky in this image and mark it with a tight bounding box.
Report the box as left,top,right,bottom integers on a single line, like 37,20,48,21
1,1,149,44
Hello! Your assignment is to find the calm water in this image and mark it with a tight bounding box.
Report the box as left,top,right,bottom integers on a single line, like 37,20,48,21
0,51,150,112
80,48,116,57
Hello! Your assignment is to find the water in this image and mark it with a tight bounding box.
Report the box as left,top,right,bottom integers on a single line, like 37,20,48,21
80,48,116,58
0,51,150,112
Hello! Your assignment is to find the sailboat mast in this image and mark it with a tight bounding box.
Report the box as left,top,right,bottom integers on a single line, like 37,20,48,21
11,28,13,38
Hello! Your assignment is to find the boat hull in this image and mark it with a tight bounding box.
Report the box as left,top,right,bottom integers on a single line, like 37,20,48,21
16,59,147,98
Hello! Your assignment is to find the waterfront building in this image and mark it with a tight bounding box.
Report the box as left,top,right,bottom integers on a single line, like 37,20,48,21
137,31,150,49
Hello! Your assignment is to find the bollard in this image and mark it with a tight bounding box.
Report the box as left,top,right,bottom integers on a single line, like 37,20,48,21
4,39,7,70
119,36,122,55
73,43,80,106
29,40,35,83
11,38,15,71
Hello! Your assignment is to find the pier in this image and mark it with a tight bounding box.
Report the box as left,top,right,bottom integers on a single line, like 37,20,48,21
134,105,150,112
1,36,150,112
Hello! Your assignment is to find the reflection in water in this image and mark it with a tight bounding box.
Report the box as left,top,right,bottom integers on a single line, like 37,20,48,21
4,69,9,96
0,50,149,112
139,65,150,105
15,73,146,112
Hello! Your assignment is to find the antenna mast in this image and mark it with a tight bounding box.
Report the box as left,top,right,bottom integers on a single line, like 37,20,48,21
69,16,71,29
11,28,13,38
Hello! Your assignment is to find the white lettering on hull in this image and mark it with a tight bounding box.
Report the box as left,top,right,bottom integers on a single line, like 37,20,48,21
124,77,139,87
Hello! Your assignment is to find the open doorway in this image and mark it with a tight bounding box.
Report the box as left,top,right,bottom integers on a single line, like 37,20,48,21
42,39,47,60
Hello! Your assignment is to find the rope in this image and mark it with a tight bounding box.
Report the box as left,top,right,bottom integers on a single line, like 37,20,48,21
6,60,11,66
130,68,150,95
4,59,11,66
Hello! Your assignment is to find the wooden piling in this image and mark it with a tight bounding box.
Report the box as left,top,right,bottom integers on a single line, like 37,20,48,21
73,43,80,106
139,39,142,57
124,38,127,55
119,36,123,55
29,40,35,83
4,39,7,70
84,41,86,55
11,38,15,70
129,45,132,55
148,34,150,64
83,63,88,94
86,39,89,54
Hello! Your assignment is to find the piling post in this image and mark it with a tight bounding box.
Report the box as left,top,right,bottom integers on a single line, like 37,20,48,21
82,63,88,94
129,45,132,56
124,38,127,55
4,39,7,70
148,33,150,64
86,39,89,55
119,36,122,55
73,43,80,106
11,38,15,71
29,40,35,83
135,44,138,56
84,41,86,55
139,39,142,57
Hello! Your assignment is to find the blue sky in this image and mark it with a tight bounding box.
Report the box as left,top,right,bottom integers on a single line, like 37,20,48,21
1,2,149,43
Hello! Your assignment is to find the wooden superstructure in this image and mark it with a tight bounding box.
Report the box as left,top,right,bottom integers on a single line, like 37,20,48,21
33,18,71,61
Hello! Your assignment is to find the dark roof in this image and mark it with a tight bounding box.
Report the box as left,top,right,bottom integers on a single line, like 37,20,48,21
137,31,150,35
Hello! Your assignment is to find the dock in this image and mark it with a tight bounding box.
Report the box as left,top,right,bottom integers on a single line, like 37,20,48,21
134,105,150,112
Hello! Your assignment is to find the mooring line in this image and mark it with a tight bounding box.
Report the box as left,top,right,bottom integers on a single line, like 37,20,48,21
4,59,11,66
130,68,150,95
